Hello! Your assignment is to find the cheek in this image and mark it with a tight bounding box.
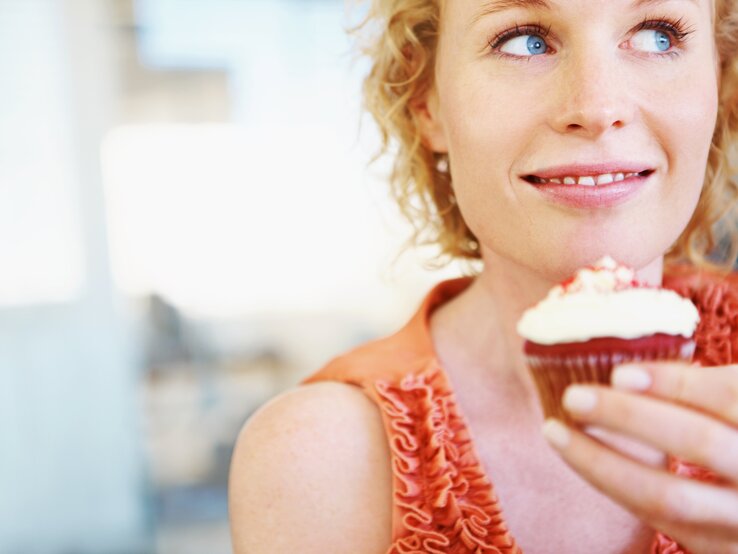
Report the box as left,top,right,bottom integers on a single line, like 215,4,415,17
442,74,532,198
444,96,531,250
441,69,560,261
658,70,717,156
651,61,718,210
440,72,569,264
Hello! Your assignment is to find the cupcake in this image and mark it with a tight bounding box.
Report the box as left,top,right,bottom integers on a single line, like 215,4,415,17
516,256,699,423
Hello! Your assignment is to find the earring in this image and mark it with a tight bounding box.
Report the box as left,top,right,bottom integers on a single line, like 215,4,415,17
435,153,456,210
436,153,449,174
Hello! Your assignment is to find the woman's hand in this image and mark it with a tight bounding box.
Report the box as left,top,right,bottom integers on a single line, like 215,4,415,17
542,362,738,554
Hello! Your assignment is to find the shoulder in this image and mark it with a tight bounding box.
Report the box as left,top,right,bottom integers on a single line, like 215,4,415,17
228,381,393,554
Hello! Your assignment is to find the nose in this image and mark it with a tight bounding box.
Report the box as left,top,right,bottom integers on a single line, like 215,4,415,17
550,47,635,139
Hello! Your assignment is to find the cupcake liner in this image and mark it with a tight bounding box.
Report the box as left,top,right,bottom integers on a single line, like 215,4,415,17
526,339,695,423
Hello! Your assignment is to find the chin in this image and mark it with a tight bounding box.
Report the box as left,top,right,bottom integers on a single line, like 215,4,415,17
556,225,676,273
507,246,664,285
480,221,678,284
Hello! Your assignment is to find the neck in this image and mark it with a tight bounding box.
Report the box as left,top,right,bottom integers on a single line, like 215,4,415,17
430,251,664,402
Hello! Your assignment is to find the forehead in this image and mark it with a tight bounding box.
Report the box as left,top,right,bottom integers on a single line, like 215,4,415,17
445,0,711,24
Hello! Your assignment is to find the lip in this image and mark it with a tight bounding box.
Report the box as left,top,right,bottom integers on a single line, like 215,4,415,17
522,172,652,209
525,162,654,180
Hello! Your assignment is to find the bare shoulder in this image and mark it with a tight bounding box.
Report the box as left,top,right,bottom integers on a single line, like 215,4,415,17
228,381,393,554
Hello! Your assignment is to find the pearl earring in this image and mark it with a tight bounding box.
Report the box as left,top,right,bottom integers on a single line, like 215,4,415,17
436,154,449,174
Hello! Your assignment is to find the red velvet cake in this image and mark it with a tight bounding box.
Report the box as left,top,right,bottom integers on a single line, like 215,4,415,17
517,257,699,422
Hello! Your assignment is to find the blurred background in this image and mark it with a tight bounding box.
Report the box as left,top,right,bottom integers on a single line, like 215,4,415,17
0,0,469,553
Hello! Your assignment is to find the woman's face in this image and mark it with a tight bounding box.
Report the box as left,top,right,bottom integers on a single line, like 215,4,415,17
422,0,718,279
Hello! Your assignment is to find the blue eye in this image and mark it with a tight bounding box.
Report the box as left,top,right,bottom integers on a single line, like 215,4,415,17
631,29,672,52
500,34,549,56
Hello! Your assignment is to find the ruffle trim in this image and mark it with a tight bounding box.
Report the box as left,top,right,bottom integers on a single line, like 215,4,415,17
666,272,738,367
374,274,738,554
375,366,521,554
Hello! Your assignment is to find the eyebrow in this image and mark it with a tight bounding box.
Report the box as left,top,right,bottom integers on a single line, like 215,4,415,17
470,0,550,26
470,0,699,27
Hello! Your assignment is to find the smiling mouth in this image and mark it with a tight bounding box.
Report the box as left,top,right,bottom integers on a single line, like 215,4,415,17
523,169,655,186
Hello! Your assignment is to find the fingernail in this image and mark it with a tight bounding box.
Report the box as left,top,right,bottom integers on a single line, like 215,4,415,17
562,385,598,413
542,418,570,449
611,365,652,391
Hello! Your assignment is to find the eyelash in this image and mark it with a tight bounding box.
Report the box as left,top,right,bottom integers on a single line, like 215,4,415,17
487,15,695,61
489,21,552,55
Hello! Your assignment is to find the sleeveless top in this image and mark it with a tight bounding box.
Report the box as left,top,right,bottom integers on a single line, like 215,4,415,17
303,265,738,554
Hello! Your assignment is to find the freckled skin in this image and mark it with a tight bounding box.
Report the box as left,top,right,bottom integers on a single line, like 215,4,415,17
419,3,726,551
422,0,718,282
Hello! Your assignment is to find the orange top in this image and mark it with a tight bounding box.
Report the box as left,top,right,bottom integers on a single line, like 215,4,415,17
303,265,738,553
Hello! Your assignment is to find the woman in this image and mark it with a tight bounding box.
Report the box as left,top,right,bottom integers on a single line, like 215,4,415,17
229,0,738,552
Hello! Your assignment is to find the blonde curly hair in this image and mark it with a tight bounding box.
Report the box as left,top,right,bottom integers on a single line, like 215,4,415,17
356,0,738,272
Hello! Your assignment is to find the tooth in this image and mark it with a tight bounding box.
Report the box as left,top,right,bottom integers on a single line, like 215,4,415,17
563,177,577,185
614,173,625,182
625,173,636,179
550,178,562,184
578,176,596,186
596,173,614,185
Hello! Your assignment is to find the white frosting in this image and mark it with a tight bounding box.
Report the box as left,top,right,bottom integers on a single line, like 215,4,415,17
516,256,700,344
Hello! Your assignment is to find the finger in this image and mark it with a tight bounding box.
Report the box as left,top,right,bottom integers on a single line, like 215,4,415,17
562,385,738,485
611,362,738,426
655,515,738,554
582,425,667,468
542,419,738,540
654,529,738,554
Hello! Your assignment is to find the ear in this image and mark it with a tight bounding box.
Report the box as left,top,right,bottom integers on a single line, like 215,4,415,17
412,86,448,153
